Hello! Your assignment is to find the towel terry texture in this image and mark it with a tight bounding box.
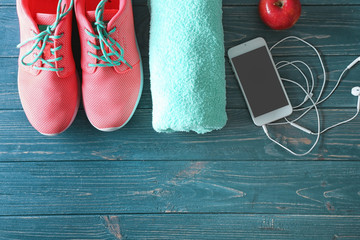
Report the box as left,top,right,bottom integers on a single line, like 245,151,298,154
149,0,227,134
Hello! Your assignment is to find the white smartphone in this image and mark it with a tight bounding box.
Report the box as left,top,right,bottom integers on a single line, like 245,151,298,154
228,37,293,126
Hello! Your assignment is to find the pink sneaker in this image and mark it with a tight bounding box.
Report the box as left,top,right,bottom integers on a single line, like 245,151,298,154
75,0,143,132
16,0,79,136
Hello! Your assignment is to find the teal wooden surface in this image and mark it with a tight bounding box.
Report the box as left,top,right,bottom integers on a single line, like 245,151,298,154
1,109,360,160
1,161,359,215
1,0,360,239
1,215,360,240
2,0,360,6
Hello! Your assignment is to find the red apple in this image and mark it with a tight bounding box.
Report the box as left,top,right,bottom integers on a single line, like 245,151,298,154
259,0,301,30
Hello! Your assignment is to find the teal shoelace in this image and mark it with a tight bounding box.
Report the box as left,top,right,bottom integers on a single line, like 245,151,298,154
17,0,73,72
85,0,132,68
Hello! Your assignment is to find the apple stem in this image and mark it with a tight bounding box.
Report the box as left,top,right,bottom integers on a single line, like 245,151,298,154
274,1,283,7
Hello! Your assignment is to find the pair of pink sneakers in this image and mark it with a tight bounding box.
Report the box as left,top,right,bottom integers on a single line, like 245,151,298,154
16,0,143,135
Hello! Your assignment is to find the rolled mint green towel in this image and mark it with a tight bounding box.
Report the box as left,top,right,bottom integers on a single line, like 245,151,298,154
149,0,227,134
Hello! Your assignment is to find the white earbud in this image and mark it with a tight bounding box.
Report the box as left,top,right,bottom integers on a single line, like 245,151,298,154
351,86,360,111
351,86,360,96
347,57,360,70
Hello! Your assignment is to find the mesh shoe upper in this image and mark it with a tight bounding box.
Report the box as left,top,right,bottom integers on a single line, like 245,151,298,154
75,0,143,131
17,0,79,135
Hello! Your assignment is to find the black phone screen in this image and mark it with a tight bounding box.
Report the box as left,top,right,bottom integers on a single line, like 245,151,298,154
231,46,289,117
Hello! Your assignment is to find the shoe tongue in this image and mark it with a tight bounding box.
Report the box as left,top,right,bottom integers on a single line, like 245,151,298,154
34,13,57,60
86,9,118,25
35,13,57,31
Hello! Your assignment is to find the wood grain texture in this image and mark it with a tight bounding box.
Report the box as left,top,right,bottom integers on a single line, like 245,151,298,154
3,6,360,57
223,6,360,56
2,0,360,6
2,56,360,110
0,214,360,240
1,161,359,215
1,109,360,161
224,0,360,5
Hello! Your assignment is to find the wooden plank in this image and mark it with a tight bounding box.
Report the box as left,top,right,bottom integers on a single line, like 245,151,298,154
222,6,360,56
0,7,18,57
224,0,360,5
2,0,360,6
2,55,360,110
0,214,359,239
1,161,360,215
0,58,18,109
3,6,360,57
1,109,360,161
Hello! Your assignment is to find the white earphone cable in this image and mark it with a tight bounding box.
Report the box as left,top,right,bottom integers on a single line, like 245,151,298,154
262,76,321,157
263,36,360,156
